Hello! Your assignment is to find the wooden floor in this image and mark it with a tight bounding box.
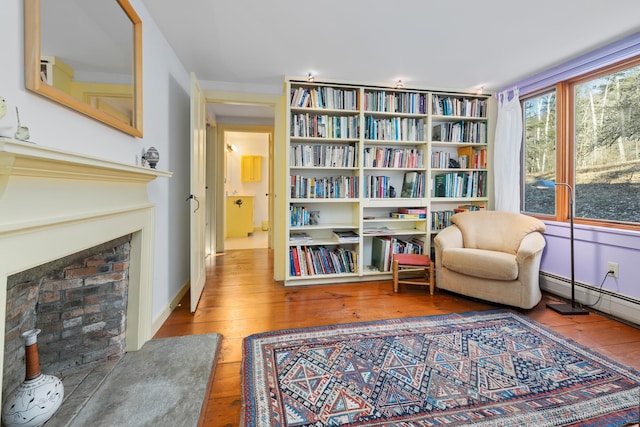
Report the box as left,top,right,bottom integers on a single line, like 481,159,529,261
154,248,640,427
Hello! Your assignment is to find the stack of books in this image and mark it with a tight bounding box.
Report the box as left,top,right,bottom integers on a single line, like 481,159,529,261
332,230,359,243
289,232,313,243
390,207,426,219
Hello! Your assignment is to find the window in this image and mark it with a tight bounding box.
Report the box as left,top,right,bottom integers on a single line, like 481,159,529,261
521,57,640,228
522,91,557,216
572,62,640,224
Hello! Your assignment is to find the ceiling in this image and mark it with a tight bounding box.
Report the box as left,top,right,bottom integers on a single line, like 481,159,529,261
141,0,640,121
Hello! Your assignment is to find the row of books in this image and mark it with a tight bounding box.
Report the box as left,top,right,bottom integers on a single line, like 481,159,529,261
291,113,359,139
431,150,454,169
364,175,394,198
363,172,426,199
431,210,455,231
432,121,488,144
433,171,487,198
457,146,487,169
289,246,357,277
364,116,426,141
431,147,487,169
363,91,427,114
432,95,487,118
290,86,358,110
290,144,358,168
363,147,424,169
370,236,424,272
290,175,359,199
431,205,485,231
290,206,320,227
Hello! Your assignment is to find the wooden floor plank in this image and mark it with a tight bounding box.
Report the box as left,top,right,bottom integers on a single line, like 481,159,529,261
155,248,640,426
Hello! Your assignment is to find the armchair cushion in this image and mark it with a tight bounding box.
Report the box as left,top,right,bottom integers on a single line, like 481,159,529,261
452,210,546,255
442,248,517,281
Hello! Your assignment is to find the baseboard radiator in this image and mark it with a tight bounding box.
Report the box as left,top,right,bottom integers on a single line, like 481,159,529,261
540,271,640,327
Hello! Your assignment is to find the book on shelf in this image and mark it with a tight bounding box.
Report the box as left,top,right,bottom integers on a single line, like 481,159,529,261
400,171,424,198
370,236,390,272
290,232,313,243
434,174,446,197
397,207,427,215
363,226,395,235
457,146,473,169
401,171,417,198
454,204,485,212
390,212,426,219
299,246,309,276
332,230,359,243
290,246,301,276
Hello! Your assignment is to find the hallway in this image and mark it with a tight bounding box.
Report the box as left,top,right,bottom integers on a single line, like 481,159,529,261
223,230,268,250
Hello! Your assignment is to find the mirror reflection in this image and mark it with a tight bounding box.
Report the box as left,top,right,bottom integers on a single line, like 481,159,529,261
25,0,142,136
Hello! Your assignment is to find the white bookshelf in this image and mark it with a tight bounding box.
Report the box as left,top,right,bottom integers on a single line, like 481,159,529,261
285,80,492,285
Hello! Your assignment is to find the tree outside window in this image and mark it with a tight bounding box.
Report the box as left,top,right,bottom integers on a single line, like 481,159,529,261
522,91,557,216
522,60,640,227
573,63,640,224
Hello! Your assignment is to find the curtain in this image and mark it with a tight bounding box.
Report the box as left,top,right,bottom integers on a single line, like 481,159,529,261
494,88,522,212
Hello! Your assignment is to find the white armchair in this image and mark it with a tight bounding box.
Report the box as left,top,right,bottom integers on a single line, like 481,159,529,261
434,211,546,309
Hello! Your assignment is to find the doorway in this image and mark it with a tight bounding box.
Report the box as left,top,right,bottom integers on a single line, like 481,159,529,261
223,130,271,250
205,100,275,253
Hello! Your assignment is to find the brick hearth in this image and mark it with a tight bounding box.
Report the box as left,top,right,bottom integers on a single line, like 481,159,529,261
2,235,132,400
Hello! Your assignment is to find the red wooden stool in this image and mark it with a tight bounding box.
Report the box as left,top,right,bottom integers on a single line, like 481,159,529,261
392,253,435,295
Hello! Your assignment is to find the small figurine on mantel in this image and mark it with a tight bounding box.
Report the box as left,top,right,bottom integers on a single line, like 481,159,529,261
14,107,30,141
142,146,160,169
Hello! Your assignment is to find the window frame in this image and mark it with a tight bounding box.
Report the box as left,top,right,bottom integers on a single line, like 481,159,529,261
521,55,640,232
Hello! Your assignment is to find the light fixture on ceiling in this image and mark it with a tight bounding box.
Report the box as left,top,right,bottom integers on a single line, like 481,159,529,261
476,86,485,95
307,73,315,82
226,143,237,153
395,80,404,89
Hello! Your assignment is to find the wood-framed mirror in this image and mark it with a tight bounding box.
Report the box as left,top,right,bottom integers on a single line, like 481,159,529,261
24,0,143,137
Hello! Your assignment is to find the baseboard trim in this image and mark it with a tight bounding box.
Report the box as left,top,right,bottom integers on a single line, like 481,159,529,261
540,272,640,327
151,281,190,336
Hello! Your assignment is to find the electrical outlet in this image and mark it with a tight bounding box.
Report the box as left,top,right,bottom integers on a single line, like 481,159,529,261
607,261,619,278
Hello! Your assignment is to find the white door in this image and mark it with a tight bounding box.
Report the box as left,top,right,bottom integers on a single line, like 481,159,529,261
189,73,207,312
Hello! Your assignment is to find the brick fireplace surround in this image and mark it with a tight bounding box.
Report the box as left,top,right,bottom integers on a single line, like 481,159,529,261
0,137,171,407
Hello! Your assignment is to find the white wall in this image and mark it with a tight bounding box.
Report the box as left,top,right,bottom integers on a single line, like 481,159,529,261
1,0,192,328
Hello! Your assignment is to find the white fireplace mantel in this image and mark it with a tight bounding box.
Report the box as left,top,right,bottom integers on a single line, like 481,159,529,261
0,137,171,403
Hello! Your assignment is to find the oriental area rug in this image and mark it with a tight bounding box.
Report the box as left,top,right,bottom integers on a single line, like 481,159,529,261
241,310,640,426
